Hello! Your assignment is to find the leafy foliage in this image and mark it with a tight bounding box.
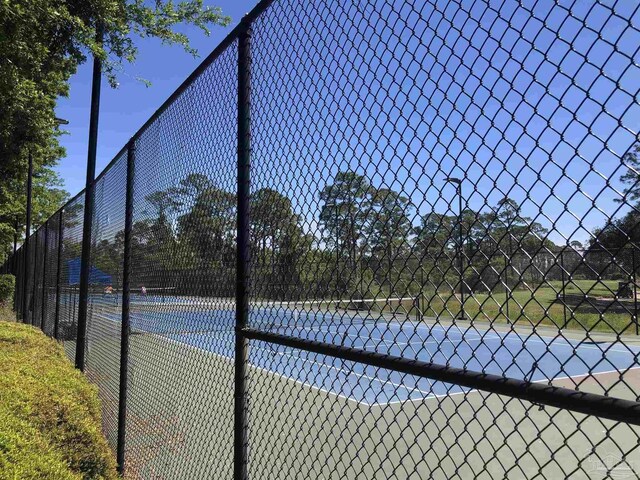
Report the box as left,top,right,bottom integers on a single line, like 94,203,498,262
0,321,117,479
588,142,640,274
0,275,15,306
0,0,231,257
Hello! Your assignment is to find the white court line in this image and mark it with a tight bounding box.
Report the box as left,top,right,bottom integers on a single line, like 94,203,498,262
126,303,638,355
94,311,640,408
396,321,639,356
293,318,637,358
274,349,434,399
378,365,640,408
95,312,366,407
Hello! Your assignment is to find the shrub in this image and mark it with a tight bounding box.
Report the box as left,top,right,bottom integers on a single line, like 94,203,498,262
0,274,14,306
0,321,117,479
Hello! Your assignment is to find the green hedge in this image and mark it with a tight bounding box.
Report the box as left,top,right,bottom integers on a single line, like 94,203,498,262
0,321,117,479
0,275,14,306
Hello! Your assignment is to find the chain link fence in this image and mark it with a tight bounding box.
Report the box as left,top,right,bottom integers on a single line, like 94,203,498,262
3,0,640,478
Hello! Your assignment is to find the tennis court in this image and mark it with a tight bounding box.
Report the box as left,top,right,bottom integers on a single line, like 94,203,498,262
88,297,640,406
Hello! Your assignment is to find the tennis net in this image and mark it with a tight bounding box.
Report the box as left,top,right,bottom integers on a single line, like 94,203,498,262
84,295,420,337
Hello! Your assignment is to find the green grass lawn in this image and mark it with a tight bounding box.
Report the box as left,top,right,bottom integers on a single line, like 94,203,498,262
405,280,638,335
0,316,117,479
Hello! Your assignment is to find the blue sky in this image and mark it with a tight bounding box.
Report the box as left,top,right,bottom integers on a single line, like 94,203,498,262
55,0,639,247
54,0,259,198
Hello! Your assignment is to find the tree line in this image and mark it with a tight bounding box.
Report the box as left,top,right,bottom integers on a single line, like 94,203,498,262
68,171,560,300
28,142,640,301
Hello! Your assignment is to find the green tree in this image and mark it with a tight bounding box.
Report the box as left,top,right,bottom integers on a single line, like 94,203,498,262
586,143,640,277
319,171,374,297
251,188,309,300
415,212,456,292
367,188,414,295
0,0,230,255
618,143,640,203
0,164,69,259
175,175,236,296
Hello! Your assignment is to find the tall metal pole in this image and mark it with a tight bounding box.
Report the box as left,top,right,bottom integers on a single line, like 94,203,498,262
40,222,49,330
75,27,103,370
420,263,425,316
22,149,33,324
505,233,513,324
457,182,465,320
32,227,41,325
633,246,638,336
235,17,251,480
14,247,21,319
54,209,64,340
560,249,567,329
117,140,135,473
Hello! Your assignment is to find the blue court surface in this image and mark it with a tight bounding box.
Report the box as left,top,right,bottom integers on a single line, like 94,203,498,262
89,300,640,406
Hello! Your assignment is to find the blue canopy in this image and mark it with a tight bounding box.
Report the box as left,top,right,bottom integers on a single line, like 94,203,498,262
66,258,113,285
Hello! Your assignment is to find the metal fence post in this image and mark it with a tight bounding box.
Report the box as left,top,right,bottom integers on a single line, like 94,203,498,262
633,246,638,336
14,247,20,319
54,209,64,340
235,17,252,480
41,222,49,330
22,149,33,324
560,248,567,329
116,140,135,474
30,228,39,325
75,26,103,371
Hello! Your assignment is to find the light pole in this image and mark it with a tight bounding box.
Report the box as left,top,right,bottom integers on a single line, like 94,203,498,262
445,177,465,320
76,26,103,371
22,149,33,323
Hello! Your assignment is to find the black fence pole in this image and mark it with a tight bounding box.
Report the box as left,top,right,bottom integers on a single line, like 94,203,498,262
235,17,252,480
458,181,465,320
12,248,17,316
15,247,22,320
75,26,103,371
54,209,64,340
116,140,135,474
30,227,39,326
22,149,33,324
41,222,49,330
633,246,638,336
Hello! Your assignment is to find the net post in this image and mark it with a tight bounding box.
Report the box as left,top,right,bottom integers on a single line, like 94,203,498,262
54,209,64,340
235,16,252,480
116,139,135,474
560,248,567,329
75,25,103,371
41,221,49,330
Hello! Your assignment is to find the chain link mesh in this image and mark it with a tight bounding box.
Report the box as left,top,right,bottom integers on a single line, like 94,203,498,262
31,226,45,327
58,194,85,361
124,41,238,478
2,0,639,478
42,212,61,336
83,152,128,452
244,1,640,477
